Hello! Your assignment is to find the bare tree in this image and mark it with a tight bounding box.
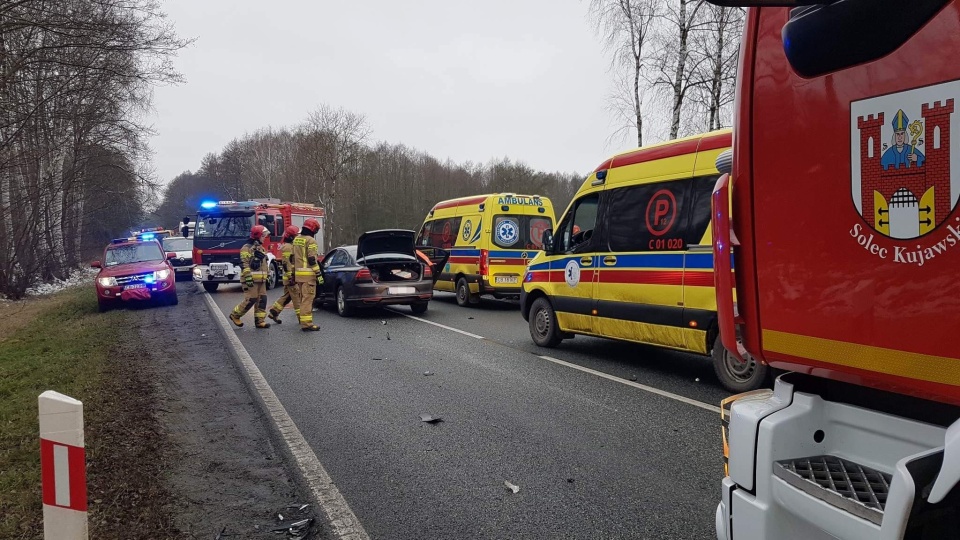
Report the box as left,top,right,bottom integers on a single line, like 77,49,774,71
589,0,658,147
695,4,744,131
652,0,711,139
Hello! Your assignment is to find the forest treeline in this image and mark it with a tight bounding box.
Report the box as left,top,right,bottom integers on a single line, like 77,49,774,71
0,0,187,297
152,105,584,250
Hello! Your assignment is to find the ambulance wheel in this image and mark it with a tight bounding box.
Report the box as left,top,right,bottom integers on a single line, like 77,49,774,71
336,286,354,317
529,297,563,348
202,282,219,293
455,278,472,307
410,302,428,315
712,335,768,392
266,263,278,290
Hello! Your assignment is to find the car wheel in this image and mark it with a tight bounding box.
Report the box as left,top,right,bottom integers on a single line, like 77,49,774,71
410,302,428,315
266,263,278,290
456,277,472,307
202,282,219,293
167,292,179,306
529,297,563,348
336,286,354,317
712,335,769,393
97,298,111,313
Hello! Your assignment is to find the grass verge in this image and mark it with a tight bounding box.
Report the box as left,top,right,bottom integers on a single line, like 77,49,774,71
0,286,177,539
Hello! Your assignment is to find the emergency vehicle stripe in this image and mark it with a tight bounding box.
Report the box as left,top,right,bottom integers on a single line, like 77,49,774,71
526,254,719,274
763,329,960,388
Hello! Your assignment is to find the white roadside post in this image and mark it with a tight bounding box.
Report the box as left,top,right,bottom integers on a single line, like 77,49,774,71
38,390,88,540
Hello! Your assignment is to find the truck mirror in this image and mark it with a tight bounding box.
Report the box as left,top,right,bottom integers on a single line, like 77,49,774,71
542,229,554,252
91,260,102,269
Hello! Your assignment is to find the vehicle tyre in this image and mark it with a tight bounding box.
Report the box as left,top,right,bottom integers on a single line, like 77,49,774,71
266,262,278,290
167,292,179,306
456,277,473,307
410,302,428,315
529,297,563,348
336,286,354,317
712,335,769,393
97,298,111,313
202,282,219,293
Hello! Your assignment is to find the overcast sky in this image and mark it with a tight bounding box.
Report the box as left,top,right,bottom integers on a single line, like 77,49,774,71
148,0,628,185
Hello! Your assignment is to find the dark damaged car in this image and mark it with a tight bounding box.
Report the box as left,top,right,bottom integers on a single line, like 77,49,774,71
317,229,449,316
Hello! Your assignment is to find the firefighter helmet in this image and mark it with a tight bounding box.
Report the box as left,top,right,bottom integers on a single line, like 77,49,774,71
250,224,270,241
303,218,321,234
283,225,299,240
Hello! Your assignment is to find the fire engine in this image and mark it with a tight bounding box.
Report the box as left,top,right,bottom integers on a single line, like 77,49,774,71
709,1,960,539
192,198,325,292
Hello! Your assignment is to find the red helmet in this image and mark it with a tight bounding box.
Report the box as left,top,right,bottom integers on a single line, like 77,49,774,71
250,224,270,241
283,225,299,239
303,218,321,234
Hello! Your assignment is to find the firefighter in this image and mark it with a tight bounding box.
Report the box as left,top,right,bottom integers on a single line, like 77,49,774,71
292,218,324,331
229,225,271,329
268,225,301,324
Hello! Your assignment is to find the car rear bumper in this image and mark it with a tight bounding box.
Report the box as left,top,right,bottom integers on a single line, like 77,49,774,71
355,294,432,307
349,281,433,306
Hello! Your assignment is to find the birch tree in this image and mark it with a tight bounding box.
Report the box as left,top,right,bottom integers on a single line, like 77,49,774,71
652,0,710,139
589,0,658,147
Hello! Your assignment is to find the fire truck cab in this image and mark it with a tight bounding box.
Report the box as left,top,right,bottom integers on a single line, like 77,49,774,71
710,1,960,539
192,198,325,292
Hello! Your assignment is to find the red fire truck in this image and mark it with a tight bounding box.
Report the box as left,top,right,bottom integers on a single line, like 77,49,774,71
192,198,325,292
709,1,960,538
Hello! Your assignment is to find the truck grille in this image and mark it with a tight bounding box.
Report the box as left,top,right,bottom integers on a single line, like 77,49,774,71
774,455,890,525
170,257,192,267
116,273,153,286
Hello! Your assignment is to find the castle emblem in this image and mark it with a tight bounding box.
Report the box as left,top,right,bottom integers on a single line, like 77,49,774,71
851,81,960,239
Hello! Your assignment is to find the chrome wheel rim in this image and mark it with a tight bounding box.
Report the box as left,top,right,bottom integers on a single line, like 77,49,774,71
457,283,467,303
723,347,756,382
337,289,345,312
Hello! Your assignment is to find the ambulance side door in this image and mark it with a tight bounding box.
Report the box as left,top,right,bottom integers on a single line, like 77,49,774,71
550,192,602,335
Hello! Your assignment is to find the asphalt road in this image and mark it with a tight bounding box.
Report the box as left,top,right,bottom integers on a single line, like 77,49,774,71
206,283,733,540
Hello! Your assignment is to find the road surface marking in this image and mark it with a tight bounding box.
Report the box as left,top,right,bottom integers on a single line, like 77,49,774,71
538,355,719,414
387,309,485,339
204,292,369,540
389,307,718,413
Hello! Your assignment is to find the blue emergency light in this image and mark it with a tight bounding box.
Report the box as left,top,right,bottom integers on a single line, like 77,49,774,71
140,233,155,241
200,200,217,209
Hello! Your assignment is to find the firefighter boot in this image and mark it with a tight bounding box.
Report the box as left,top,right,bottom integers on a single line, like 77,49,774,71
255,318,270,329
229,313,243,327
268,308,283,324
300,323,320,332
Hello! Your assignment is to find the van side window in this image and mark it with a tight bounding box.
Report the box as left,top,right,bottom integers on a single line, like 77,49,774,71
420,218,462,249
556,194,600,254
604,176,715,252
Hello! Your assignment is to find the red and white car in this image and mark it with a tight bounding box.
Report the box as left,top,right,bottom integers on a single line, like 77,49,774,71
92,237,178,312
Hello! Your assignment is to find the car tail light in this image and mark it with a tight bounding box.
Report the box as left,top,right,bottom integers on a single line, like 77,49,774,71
423,264,433,278
479,248,489,278
356,267,372,282
193,247,202,264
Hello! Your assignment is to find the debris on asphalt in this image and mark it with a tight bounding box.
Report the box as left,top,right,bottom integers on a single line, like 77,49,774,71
467,316,474,320
201,334,207,337
386,332,391,340
372,357,383,361
504,480,521,494
266,504,314,538
423,371,434,376
271,518,313,538
381,320,387,325
215,525,228,539
695,377,700,382
567,478,575,483
629,375,638,382
420,414,443,424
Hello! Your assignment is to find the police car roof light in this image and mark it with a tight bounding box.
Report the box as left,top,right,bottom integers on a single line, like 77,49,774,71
200,200,217,209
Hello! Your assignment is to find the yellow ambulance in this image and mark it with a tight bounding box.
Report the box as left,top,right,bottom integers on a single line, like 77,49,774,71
417,194,556,306
519,129,767,392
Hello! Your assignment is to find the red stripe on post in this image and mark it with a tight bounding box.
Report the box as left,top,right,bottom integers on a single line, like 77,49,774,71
39,438,87,511
40,438,56,506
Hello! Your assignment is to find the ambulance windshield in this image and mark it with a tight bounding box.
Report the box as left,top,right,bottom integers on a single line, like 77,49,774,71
195,213,254,238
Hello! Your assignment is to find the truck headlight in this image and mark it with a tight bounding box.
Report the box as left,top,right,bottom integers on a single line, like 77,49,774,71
155,269,171,280
98,277,117,287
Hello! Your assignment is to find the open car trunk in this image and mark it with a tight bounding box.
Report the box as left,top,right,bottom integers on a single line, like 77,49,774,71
366,260,422,282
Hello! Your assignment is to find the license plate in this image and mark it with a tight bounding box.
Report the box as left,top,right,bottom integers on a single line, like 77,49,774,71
210,264,228,277
124,284,146,290
494,276,519,284
388,286,416,295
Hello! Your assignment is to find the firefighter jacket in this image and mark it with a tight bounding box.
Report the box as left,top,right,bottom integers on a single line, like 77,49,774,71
292,234,321,284
279,242,294,285
240,241,270,283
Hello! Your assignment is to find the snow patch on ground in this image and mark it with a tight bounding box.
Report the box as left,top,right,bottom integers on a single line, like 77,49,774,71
24,268,98,297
